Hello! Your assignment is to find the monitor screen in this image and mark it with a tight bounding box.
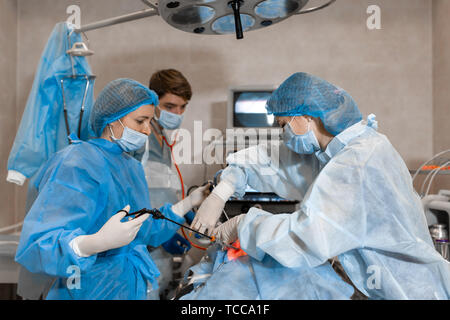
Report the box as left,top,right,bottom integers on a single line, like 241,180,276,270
233,91,279,128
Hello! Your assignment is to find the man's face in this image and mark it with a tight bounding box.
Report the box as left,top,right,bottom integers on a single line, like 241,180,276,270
156,93,188,117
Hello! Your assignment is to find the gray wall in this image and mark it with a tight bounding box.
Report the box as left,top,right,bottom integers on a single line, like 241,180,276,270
1,0,448,226
433,0,450,153
0,0,18,228
432,0,450,194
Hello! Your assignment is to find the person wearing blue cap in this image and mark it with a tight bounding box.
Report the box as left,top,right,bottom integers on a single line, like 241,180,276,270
192,72,450,299
15,78,209,300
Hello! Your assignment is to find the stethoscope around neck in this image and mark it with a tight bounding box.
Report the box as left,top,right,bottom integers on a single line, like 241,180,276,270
148,118,210,251
150,118,178,149
149,118,183,194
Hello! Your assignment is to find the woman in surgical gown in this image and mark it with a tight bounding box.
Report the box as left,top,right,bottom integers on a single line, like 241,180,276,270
193,72,450,300
14,79,203,300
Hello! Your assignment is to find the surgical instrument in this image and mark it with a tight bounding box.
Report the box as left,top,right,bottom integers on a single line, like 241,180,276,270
121,208,239,250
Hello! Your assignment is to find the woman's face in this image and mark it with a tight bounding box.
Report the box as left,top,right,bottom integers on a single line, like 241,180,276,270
109,104,155,139
276,115,311,135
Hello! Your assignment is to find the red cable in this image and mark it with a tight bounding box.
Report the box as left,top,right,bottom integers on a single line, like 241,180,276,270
163,134,208,251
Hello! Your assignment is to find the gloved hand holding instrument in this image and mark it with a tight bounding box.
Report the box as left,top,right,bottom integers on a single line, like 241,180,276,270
125,207,239,250
70,205,150,257
169,182,212,250
190,179,236,236
171,182,212,217
211,214,245,245
71,181,235,258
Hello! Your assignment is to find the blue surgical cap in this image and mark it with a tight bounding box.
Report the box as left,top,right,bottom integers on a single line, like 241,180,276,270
90,78,159,137
266,72,362,136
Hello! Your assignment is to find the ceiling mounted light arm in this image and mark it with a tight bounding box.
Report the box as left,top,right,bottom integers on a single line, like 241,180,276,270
74,8,158,33
141,0,159,11
296,0,337,14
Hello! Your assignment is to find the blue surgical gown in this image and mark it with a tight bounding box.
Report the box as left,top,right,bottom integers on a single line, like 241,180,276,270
223,117,450,300
7,22,94,185
15,137,185,300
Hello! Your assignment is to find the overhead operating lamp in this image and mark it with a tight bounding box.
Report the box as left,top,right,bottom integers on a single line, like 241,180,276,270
157,0,336,39
76,0,336,39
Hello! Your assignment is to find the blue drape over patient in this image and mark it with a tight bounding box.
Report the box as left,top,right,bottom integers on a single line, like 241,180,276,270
180,245,354,300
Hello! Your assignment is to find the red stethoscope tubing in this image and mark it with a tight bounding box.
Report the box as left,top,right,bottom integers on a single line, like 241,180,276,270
161,130,208,251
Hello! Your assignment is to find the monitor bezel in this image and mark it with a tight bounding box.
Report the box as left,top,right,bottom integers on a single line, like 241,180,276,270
227,85,279,132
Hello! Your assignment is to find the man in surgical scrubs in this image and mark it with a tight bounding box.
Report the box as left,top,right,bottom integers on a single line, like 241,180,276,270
192,72,450,300
132,69,207,299
143,69,193,208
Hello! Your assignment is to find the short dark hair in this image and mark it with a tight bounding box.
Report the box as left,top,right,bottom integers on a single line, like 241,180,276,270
149,69,192,101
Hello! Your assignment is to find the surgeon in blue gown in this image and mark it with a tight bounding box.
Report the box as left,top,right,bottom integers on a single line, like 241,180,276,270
12,21,96,300
15,79,206,300
192,72,450,300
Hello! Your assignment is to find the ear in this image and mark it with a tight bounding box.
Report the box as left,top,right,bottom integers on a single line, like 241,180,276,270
107,121,116,130
311,116,323,128
108,120,124,137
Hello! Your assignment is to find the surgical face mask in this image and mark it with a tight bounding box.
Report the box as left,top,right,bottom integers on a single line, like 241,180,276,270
156,108,184,130
109,119,148,152
282,117,320,155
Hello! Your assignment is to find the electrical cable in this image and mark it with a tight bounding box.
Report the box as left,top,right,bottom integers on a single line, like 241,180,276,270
0,221,23,234
420,158,450,196
425,161,450,197
421,166,438,196
412,149,450,182
0,241,19,246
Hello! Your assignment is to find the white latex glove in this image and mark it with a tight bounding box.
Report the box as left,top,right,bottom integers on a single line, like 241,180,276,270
212,214,245,244
71,205,150,257
190,180,235,236
171,183,212,217
189,183,213,207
